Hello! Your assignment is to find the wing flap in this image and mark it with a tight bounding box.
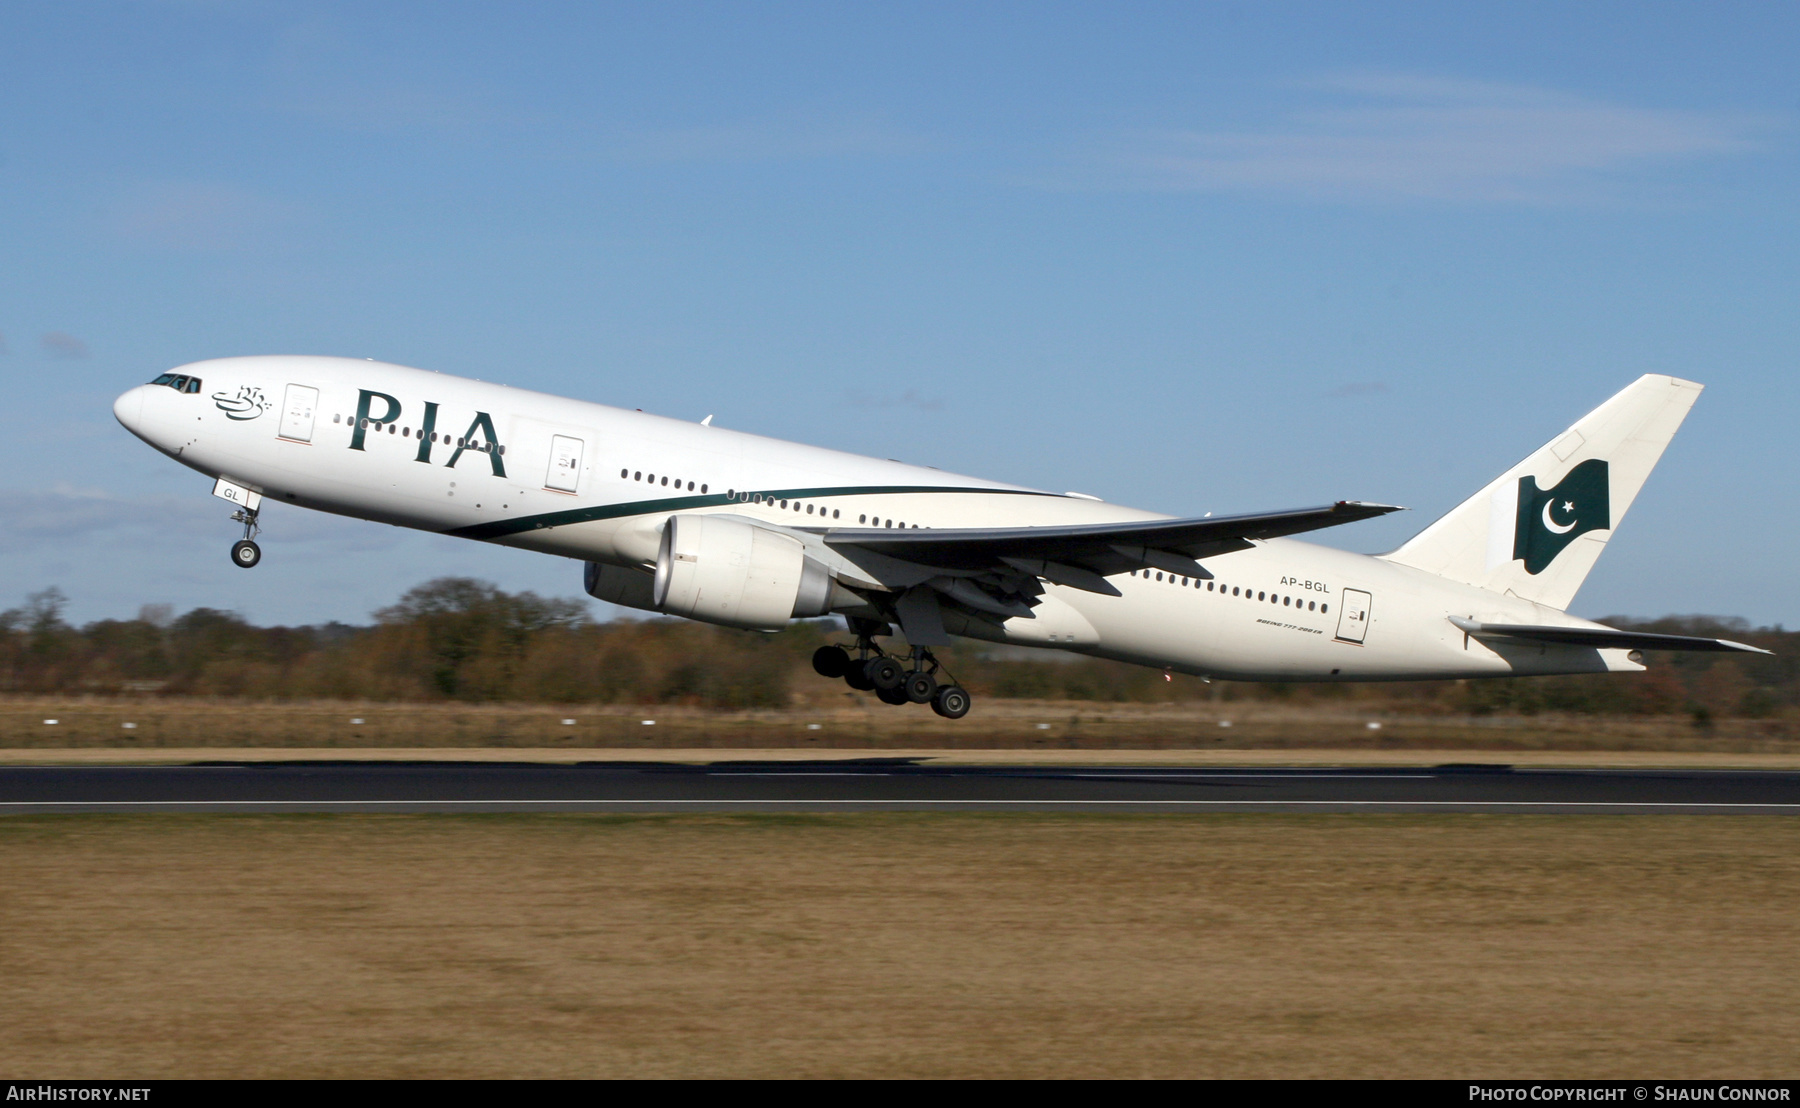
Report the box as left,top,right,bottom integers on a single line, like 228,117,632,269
823,501,1402,575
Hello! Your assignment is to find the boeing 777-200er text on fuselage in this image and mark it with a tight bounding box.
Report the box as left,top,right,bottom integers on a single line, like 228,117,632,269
112,359,1766,718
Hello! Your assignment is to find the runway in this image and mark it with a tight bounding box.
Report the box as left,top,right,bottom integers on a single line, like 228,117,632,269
4,760,1800,813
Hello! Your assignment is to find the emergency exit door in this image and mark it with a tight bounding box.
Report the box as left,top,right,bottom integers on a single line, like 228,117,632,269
279,384,318,443
1335,589,1372,644
545,435,584,493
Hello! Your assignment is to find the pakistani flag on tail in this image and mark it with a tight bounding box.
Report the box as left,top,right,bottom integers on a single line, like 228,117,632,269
1513,458,1611,575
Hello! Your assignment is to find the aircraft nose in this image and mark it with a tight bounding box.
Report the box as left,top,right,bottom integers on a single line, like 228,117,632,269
113,385,147,434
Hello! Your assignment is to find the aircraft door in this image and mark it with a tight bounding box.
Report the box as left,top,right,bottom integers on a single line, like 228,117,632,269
278,384,319,443
1335,589,1372,644
545,434,584,493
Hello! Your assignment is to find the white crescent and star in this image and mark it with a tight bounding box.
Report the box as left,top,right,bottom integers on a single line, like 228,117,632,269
1541,499,1577,535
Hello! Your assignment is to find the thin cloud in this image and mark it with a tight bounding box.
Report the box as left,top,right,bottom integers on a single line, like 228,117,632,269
842,389,946,413
276,82,513,136
108,181,300,252
41,332,89,359
0,487,403,554
1081,73,1763,203
616,115,932,164
1329,381,1389,398
0,487,200,551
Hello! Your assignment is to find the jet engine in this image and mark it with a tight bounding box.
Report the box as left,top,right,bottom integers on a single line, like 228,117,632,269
653,514,843,630
583,560,657,613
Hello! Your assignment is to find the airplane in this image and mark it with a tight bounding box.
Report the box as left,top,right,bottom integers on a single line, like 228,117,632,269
112,358,1767,718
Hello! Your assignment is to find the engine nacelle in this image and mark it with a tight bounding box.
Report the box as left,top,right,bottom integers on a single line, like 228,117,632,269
653,514,837,630
583,561,657,613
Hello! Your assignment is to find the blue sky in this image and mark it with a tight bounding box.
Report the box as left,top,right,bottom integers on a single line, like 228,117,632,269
2,2,1796,627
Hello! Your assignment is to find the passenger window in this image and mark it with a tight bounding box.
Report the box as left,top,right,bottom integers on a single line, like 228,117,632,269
701,485,708,494
662,477,669,486
1308,601,1316,611
688,481,695,491
1233,587,1240,597
859,515,867,524
1322,604,1329,614
832,510,840,519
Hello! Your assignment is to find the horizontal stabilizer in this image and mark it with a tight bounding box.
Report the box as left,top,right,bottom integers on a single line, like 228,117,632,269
825,501,1402,578
1448,617,1770,655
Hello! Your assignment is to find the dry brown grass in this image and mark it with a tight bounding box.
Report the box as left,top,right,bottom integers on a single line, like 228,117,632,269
3,814,1799,1078
6,696,1798,753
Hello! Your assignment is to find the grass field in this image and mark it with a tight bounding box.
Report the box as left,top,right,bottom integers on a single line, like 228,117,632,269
5,697,1797,752
4,814,1798,1078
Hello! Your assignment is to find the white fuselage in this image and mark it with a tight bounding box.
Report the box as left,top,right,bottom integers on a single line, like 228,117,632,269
113,355,1638,682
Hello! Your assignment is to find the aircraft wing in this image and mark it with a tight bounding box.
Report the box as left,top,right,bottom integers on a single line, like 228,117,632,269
824,501,1403,595
1448,617,1771,655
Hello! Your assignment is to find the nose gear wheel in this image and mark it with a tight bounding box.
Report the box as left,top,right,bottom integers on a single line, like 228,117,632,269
228,506,262,569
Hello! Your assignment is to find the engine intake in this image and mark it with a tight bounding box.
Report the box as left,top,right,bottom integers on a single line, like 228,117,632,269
583,561,657,612
653,514,837,630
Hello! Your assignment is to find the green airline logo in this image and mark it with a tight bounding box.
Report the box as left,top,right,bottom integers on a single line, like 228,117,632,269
1513,458,1610,574
348,387,507,478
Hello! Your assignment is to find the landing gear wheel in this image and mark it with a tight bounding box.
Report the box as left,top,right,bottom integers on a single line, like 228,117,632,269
844,663,875,691
931,685,971,719
863,656,905,691
876,686,910,706
812,645,851,678
230,539,261,569
903,670,937,704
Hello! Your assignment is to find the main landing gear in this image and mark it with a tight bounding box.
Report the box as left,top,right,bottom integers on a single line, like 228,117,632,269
811,635,972,719
229,506,261,569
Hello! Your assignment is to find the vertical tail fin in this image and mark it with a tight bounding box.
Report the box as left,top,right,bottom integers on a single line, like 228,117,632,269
1382,374,1702,611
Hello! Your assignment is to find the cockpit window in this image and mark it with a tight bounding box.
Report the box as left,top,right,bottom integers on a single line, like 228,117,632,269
147,373,201,393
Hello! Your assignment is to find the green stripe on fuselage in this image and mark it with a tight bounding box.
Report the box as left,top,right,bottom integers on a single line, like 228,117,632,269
444,485,1062,541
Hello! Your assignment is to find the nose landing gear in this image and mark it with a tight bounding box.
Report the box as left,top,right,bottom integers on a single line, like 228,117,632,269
813,625,972,718
228,507,261,569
